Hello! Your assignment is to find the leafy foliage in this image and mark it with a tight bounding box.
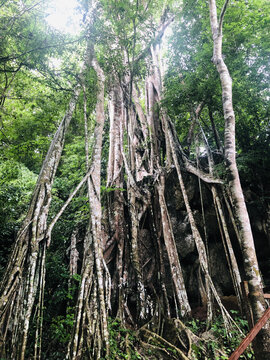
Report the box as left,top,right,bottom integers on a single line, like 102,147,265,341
101,318,141,360
164,0,270,154
187,311,254,359
0,159,37,276
0,0,269,359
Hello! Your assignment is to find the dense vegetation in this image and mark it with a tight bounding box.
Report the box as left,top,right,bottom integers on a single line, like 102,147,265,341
0,0,269,359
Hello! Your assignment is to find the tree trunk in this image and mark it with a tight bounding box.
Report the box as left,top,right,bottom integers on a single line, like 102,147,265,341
209,1,270,357
157,172,191,317
68,56,110,359
0,79,82,359
200,125,243,310
105,83,127,320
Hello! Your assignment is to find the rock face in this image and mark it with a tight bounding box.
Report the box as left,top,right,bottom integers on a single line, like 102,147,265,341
170,216,195,259
164,169,270,305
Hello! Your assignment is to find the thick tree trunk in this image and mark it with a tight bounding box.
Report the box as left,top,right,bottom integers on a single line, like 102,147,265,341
68,57,110,359
209,1,270,357
89,57,110,356
106,83,127,320
144,47,192,318
122,102,148,322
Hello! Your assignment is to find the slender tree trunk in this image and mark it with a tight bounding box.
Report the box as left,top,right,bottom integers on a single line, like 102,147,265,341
208,107,223,152
87,58,110,356
200,125,243,310
157,172,191,317
186,102,204,153
147,45,193,319
150,201,171,318
148,43,234,327
209,1,270,357
168,124,233,322
0,78,82,359
69,229,79,277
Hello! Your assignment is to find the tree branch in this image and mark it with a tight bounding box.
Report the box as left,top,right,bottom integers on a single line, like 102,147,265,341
0,38,84,64
46,167,94,246
183,159,223,184
134,16,174,64
218,0,229,35
168,118,223,184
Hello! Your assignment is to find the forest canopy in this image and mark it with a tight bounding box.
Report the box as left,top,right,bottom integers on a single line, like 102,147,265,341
0,0,270,359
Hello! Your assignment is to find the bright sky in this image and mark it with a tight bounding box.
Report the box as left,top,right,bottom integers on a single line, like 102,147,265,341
46,0,82,35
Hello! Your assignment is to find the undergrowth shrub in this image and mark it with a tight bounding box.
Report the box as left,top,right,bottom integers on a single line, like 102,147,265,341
100,318,141,360
187,310,254,359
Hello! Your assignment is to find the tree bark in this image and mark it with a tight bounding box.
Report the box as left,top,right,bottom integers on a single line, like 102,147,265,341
105,83,127,320
68,56,110,360
0,77,82,359
86,57,110,356
208,1,270,357
157,172,191,317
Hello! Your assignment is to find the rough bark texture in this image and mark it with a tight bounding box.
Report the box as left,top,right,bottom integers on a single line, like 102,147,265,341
1,6,268,359
105,84,127,320
67,56,109,359
0,81,82,359
157,172,191,317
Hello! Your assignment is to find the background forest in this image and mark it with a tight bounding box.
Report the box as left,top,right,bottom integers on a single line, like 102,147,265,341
0,0,270,359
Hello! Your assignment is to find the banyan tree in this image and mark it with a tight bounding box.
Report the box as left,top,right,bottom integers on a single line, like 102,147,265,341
0,0,269,359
